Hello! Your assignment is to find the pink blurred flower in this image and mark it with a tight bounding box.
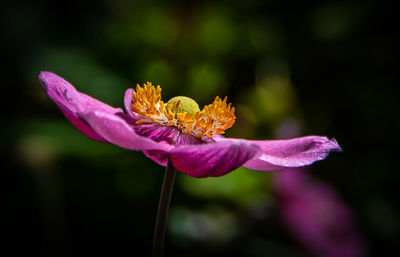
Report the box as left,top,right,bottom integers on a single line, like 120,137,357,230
274,169,366,257
38,71,341,178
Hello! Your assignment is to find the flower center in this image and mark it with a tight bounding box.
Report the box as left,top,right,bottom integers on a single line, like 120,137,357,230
131,82,235,138
167,96,200,115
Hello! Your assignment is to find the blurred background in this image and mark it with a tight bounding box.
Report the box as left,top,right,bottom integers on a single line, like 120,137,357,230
2,0,399,256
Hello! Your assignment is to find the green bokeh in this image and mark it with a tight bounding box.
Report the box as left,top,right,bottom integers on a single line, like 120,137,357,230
179,167,271,206
196,9,237,55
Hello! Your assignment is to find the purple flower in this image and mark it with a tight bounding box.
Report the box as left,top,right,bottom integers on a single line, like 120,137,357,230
38,71,341,178
274,169,366,257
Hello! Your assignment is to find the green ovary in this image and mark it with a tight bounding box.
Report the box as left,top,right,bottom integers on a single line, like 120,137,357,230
167,96,200,114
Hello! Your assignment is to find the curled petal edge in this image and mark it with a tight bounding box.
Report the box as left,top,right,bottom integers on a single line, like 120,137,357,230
38,71,122,142
215,136,342,171
124,88,142,122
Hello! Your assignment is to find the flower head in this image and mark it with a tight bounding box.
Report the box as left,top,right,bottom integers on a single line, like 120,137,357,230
38,71,341,178
130,82,235,139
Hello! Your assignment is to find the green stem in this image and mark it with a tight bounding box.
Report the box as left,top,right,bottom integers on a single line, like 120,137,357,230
152,159,176,257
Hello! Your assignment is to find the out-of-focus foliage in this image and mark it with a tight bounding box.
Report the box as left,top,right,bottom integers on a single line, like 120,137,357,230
2,0,398,256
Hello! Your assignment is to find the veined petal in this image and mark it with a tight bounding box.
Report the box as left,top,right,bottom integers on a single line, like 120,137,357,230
79,110,172,152
169,140,261,178
215,136,341,171
134,123,208,146
38,71,122,142
134,124,180,145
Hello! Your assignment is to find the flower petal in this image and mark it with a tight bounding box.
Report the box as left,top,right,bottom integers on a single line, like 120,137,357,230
134,123,209,146
79,110,172,152
142,150,169,166
38,71,122,142
215,136,341,171
134,124,180,145
124,88,142,122
169,140,261,178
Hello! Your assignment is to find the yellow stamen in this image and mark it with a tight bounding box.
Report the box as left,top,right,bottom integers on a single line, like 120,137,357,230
131,83,236,138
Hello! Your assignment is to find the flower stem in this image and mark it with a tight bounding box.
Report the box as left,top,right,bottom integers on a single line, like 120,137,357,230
152,159,176,257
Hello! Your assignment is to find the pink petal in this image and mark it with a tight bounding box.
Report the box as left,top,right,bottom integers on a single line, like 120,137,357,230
79,110,172,152
134,123,209,146
38,71,122,142
169,140,261,178
124,88,142,122
142,150,169,167
215,136,341,171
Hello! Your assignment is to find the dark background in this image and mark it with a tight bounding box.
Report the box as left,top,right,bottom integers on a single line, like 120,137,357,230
2,0,399,256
